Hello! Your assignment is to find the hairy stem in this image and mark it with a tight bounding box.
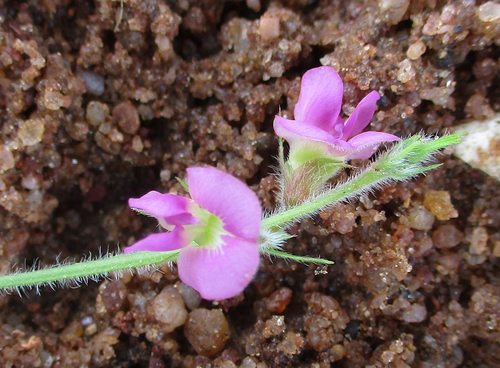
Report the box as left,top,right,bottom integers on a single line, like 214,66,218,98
0,250,180,293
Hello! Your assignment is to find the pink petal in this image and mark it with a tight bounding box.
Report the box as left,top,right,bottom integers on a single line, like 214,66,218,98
129,191,198,226
187,167,261,241
346,131,400,159
341,91,381,140
123,227,189,254
177,235,259,300
329,116,345,139
294,66,344,132
274,116,338,145
274,115,353,157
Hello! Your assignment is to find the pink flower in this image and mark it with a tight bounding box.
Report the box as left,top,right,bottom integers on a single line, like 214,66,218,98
124,167,261,300
274,66,399,168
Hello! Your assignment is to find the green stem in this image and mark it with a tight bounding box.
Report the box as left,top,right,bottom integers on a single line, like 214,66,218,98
0,250,180,292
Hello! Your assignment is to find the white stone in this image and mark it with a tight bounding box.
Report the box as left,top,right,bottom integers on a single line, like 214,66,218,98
477,2,500,22
454,115,500,181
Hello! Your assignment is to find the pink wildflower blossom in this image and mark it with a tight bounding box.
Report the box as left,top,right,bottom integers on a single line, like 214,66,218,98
124,167,261,300
274,66,399,168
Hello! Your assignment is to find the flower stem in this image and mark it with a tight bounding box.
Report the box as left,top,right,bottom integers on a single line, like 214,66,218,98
0,250,179,293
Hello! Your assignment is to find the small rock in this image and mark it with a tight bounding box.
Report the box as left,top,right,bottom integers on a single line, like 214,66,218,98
259,16,280,41
155,36,175,61
397,59,415,84
433,224,463,249
493,241,500,257
277,331,305,356
0,146,14,173
113,101,140,135
423,190,458,221
379,0,410,25
266,287,292,313
454,116,500,181
86,101,109,126
263,315,286,338
43,91,65,110
101,280,128,314
406,40,426,60
406,205,435,231
60,321,83,343
153,287,188,332
181,283,201,310
240,357,257,368
79,69,105,95
19,118,45,146
477,2,500,22
247,0,260,12
419,86,454,108
437,254,461,275
470,227,488,255
184,308,230,356
401,303,427,323
131,136,144,152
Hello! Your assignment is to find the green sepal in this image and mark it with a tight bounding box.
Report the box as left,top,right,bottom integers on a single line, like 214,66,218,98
264,248,334,265
176,177,190,192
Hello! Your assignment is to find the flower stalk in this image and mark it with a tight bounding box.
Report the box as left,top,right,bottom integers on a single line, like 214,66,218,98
0,250,180,294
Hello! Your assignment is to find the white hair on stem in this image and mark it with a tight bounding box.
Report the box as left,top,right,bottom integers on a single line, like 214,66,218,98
0,247,163,297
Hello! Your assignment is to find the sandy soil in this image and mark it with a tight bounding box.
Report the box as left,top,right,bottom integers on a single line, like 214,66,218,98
0,0,499,367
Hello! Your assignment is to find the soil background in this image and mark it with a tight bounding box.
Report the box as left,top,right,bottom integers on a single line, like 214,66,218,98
0,0,499,367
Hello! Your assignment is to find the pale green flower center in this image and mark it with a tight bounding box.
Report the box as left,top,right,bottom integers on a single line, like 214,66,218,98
185,207,229,249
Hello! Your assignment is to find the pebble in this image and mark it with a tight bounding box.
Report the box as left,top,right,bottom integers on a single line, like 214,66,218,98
263,315,285,338
266,287,292,313
184,308,229,356
0,146,14,173
240,357,257,368
401,304,427,323
180,283,201,310
113,101,140,135
453,116,500,181
419,87,454,108
259,16,280,41
60,321,83,343
153,287,188,333
470,227,488,255
397,59,415,84
101,280,128,314
433,224,463,249
79,69,105,95
18,118,45,147
406,40,426,60
43,91,65,110
247,0,261,11
437,254,461,275
379,0,410,25
86,101,109,126
477,2,500,22
406,205,435,231
493,241,500,257
131,136,144,153
423,190,458,221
